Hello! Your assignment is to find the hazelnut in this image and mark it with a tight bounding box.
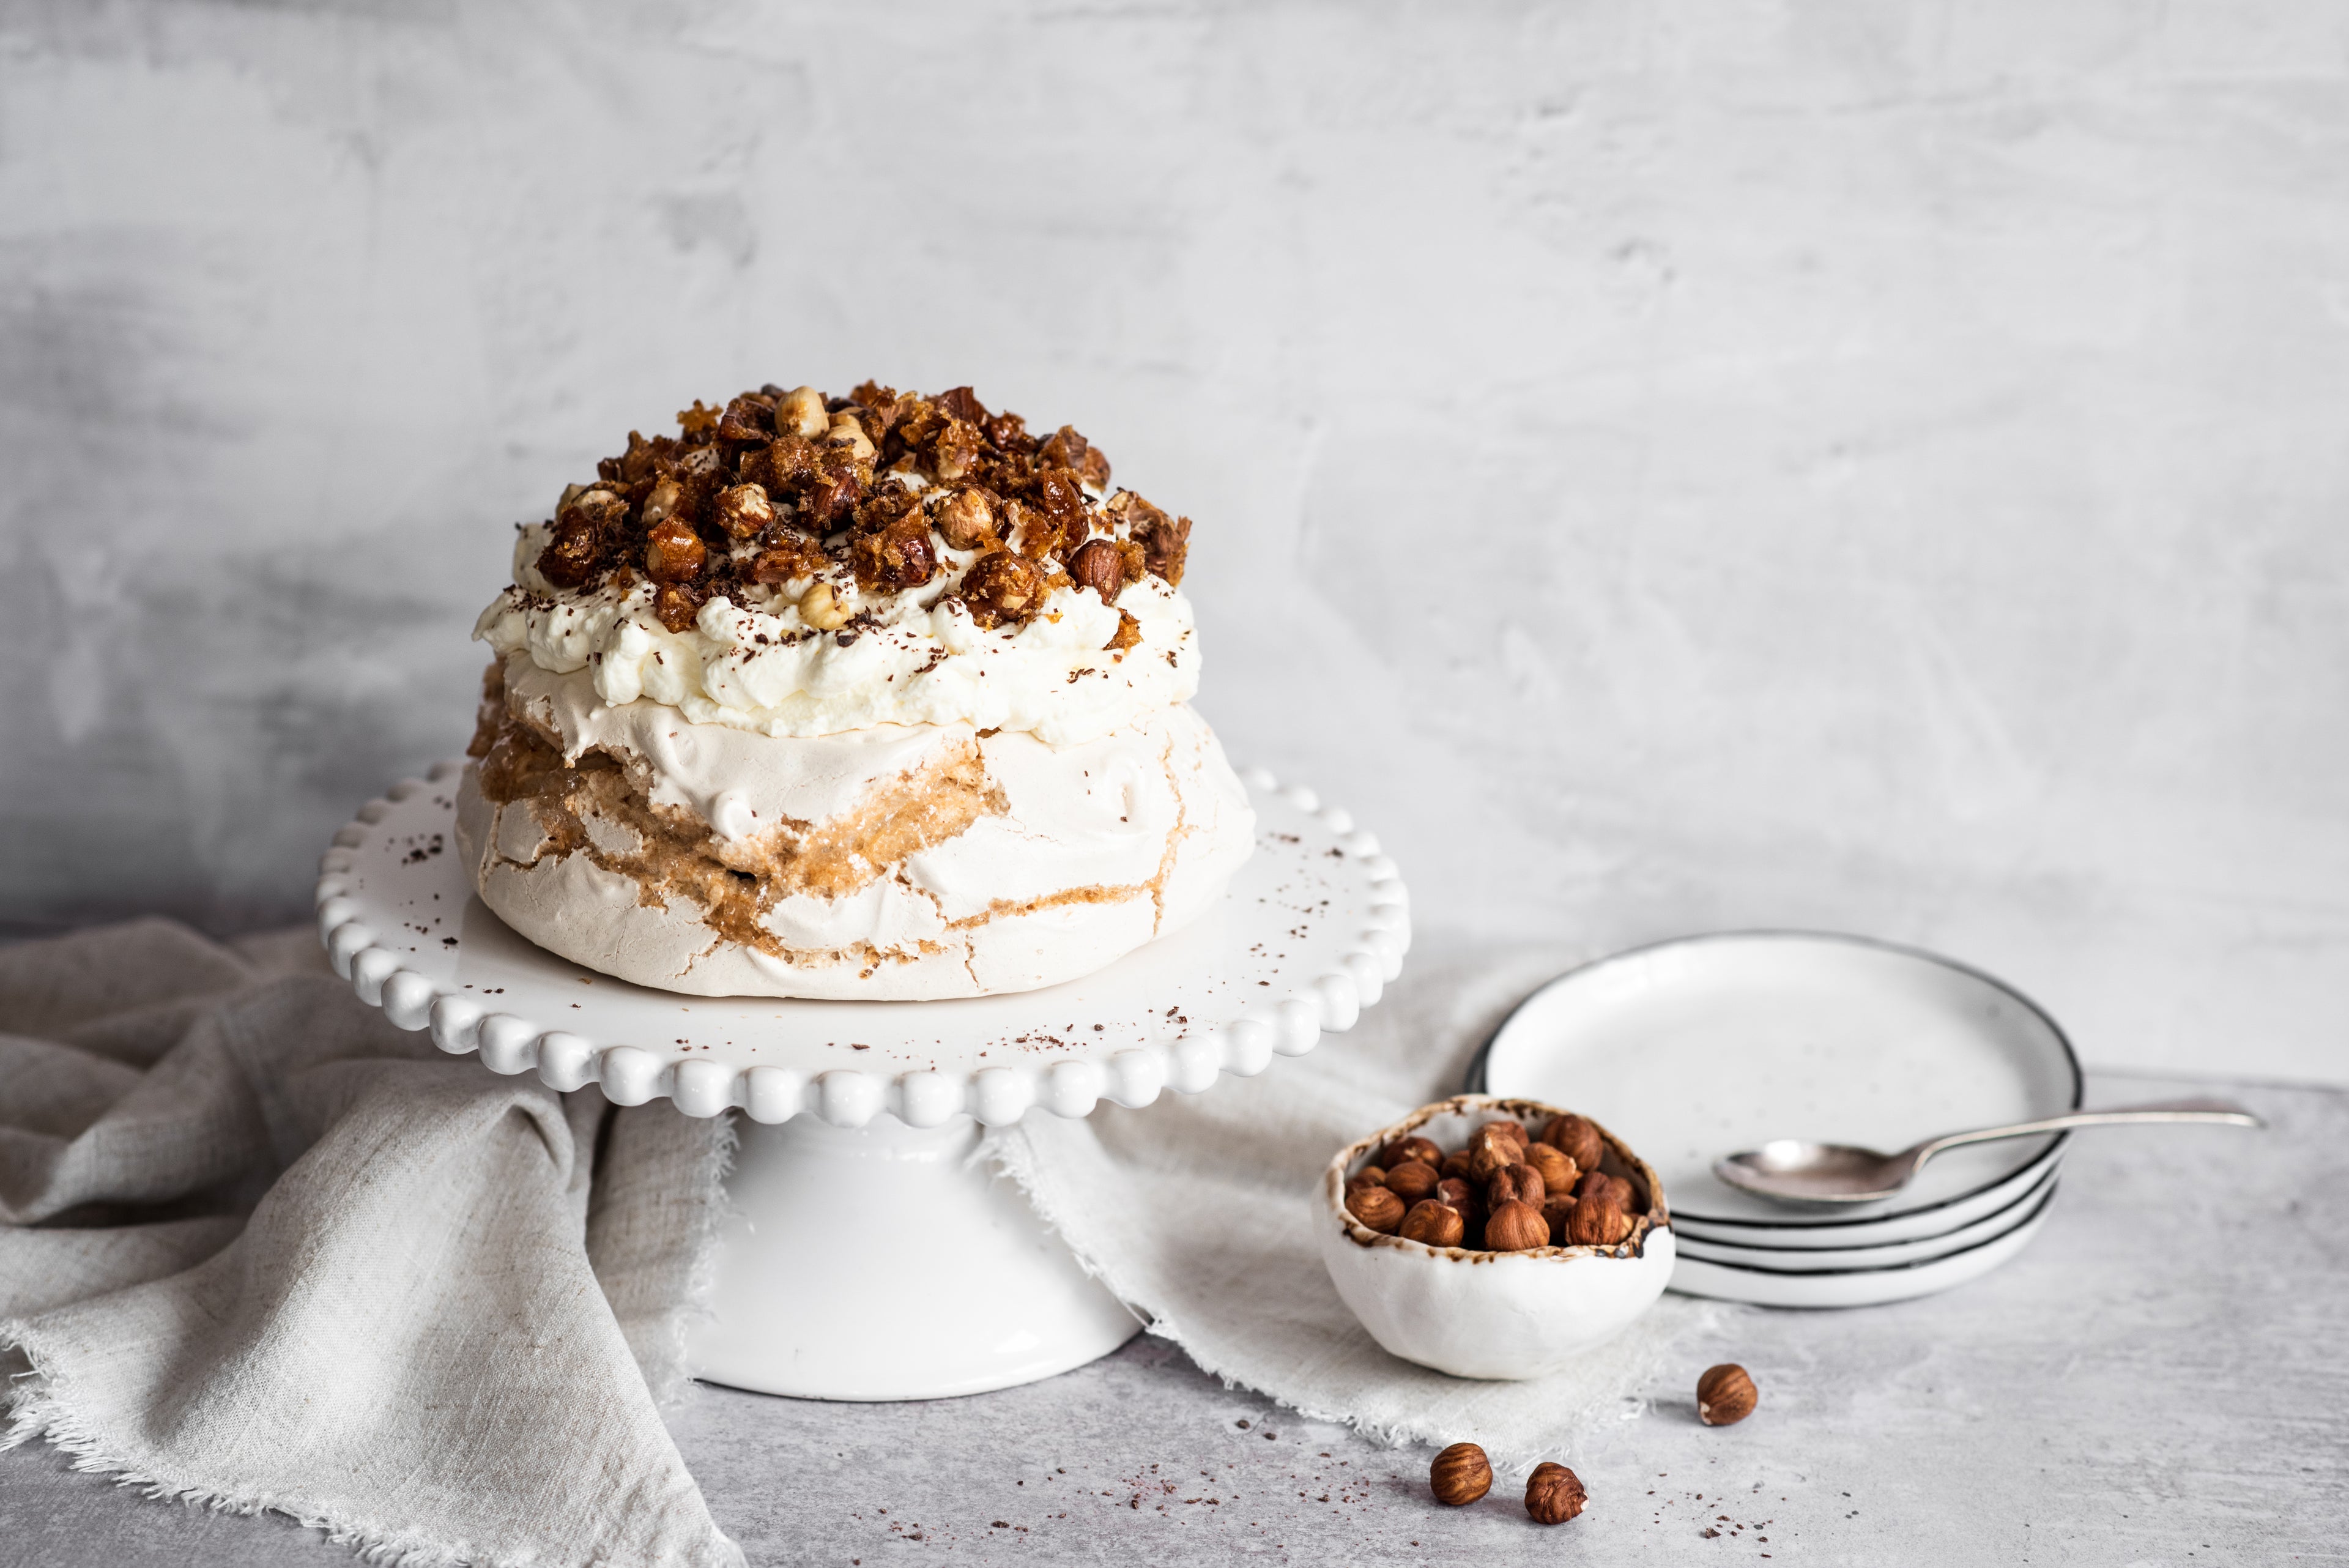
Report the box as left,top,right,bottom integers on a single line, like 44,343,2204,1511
1698,1364,1758,1427
1485,1118,1529,1151
1524,1462,1586,1525
1398,1198,1464,1248
1483,1198,1549,1252
959,549,1045,629
1428,1443,1492,1507
712,482,775,540
1540,1194,1577,1245
1346,1185,1406,1234
558,481,590,513
1486,1162,1545,1211
1541,1113,1605,1174
825,411,877,462
1576,1170,1636,1211
1068,537,1126,602
1524,1142,1577,1194
796,582,850,632
1468,1139,1518,1183
1566,1194,1633,1247
640,475,683,526
1385,1161,1439,1204
1439,1150,1475,1183
643,517,707,584
1379,1136,1442,1172
933,488,997,550
777,384,829,439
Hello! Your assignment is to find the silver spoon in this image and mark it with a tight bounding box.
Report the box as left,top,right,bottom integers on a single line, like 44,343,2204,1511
1713,1097,2265,1206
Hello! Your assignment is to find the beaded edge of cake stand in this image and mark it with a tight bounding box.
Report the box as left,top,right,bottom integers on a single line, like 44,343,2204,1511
314,760,1411,1129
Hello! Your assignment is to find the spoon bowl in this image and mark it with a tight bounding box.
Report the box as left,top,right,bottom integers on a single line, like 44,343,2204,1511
1715,1098,2263,1208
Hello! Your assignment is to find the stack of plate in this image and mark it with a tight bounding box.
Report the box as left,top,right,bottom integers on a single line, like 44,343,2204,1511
1471,932,2080,1307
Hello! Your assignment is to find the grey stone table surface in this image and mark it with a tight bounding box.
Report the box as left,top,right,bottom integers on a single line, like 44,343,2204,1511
2,1070,2342,1568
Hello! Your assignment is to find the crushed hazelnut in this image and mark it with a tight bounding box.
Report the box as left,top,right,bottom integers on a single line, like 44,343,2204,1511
932,488,997,551
644,516,707,583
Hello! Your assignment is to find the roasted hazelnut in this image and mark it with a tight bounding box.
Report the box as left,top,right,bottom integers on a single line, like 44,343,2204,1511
748,537,825,587
1385,1161,1439,1203
711,482,775,540
1439,1150,1475,1183
1068,537,1126,601
1566,1194,1633,1247
1398,1198,1464,1248
1524,1462,1586,1525
1541,1113,1605,1173
1576,1169,1636,1211
571,487,627,527
1524,1142,1577,1195
1540,1194,1578,1245
1346,1184,1406,1234
1378,1137,1442,1173
715,394,774,444
1428,1443,1492,1506
1487,1162,1546,1211
796,582,850,632
932,488,997,550
1468,1133,1520,1183
825,411,877,462
1485,1118,1529,1151
1346,1165,1389,1192
1697,1364,1758,1427
777,384,829,439
644,517,707,583
959,549,1045,629
1483,1198,1549,1252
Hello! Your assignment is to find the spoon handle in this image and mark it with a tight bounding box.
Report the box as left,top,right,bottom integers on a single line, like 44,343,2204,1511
1914,1098,2264,1165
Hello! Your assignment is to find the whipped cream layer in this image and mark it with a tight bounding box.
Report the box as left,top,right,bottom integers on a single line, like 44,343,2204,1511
462,658,1256,998
477,518,1198,748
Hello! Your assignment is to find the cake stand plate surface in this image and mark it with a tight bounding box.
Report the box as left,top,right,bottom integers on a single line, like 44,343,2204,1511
319,762,1408,1400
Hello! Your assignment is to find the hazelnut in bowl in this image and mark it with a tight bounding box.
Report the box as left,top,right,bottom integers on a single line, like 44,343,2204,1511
1318,1095,1674,1380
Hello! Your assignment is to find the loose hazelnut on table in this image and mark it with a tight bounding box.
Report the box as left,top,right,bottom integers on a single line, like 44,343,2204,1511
1483,1198,1549,1252
1347,1184,1406,1234
1428,1443,1492,1506
1698,1364,1759,1427
1524,1462,1586,1525
1540,1113,1605,1173
1398,1199,1464,1247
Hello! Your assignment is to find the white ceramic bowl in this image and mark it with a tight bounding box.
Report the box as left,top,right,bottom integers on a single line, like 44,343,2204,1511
1317,1095,1675,1380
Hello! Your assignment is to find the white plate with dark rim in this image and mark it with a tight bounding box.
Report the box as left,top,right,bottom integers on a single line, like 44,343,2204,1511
1667,1185,2058,1307
1674,1168,2058,1273
1471,932,2079,1299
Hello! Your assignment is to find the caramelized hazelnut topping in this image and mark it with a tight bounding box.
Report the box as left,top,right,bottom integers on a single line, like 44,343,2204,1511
960,549,1044,630
644,516,707,583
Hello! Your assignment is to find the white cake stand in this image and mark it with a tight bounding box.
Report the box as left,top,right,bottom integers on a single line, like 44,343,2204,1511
316,761,1409,1401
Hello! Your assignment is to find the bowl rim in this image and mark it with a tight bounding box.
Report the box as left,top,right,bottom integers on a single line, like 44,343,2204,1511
1464,928,2085,1229
1323,1093,1672,1265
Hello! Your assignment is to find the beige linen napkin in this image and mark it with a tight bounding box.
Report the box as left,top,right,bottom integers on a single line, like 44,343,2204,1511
0,920,740,1568
995,935,1724,1472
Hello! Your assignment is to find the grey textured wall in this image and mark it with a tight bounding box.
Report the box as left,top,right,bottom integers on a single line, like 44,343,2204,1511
4,2,2344,1081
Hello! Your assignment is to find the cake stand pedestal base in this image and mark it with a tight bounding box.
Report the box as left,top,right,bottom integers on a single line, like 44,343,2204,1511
686,1113,1141,1401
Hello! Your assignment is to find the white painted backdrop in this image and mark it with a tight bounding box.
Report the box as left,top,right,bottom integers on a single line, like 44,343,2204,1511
2,1,2342,1081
